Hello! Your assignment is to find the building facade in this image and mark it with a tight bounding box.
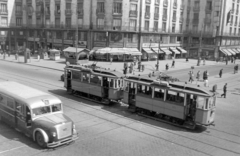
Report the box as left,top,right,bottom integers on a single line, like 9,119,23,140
0,0,238,60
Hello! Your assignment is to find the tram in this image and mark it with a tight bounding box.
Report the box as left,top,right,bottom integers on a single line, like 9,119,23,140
122,74,216,129
64,64,125,104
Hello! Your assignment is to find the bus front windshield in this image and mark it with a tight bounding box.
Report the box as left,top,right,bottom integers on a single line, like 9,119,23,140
32,104,62,117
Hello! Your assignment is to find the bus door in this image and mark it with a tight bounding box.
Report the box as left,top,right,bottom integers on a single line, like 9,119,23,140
15,102,27,131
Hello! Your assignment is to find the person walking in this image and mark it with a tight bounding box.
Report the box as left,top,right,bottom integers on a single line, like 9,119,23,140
189,71,194,83
221,83,227,98
196,71,200,81
166,63,169,71
171,60,175,68
226,58,228,65
205,70,209,80
110,56,113,64
203,58,206,65
234,65,238,74
219,69,223,78
236,64,239,73
138,61,141,72
203,71,206,81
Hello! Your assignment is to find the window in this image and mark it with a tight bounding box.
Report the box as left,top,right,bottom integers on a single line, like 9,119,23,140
173,10,177,21
194,1,200,8
137,85,152,96
110,32,123,42
193,25,198,31
66,18,71,27
95,32,106,41
154,21,158,31
215,11,219,16
206,1,212,10
32,106,51,117
129,19,137,30
37,18,41,25
155,0,160,4
172,24,176,32
46,5,50,14
234,28,237,34
66,3,71,9
113,19,121,30
163,8,167,17
127,33,138,42
55,18,60,27
235,16,238,24
0,31,5,35
90,75,102,85
77,2,83,14
162,22,166,32
146,5,150,14
82,73,89,82
155,7,159,14
78,18,83,27
130,4,137,11
230,27,232,34
45,18,50,26
231,15,233,24
193,13,199,20
16,5,22,12
146,0,151,3
166,90,184,104
113,2,122,14
154,88,164,100
1,17,7,26
97,18,104,29
179,24,183,32
52,104,62,112
97,2,105,13
56,4,60,14
16,18,22,26
170,36,176,43
0,3,7,13
144,20,149,31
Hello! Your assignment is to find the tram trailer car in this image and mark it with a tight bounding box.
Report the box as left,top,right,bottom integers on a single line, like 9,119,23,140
0,81,78,148
64,65,125,104
122,75,216,129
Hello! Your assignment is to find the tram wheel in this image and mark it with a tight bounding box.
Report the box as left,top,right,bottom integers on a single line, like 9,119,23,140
35,132,46,148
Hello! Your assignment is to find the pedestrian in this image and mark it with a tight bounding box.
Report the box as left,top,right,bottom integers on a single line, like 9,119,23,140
203,58,206,65
188,71,194,83
205,70,209,80
110,56,113,64
203,71,206,80
234,65,238,74
233,57,235,64
219,69,223,78
138,61,141,72
236,64,239,73
196,71,200,81
129,62,133,74
123,67,127,75
166,63,169,70
186,57,189,62
171,60,175,68
226,59,228,65
231,57,233,63
221,83,227,98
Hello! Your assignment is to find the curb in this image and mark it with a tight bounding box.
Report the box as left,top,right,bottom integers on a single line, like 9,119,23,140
0,58,64,72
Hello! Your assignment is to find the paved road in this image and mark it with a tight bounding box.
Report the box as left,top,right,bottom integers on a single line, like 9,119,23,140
0,61,240,156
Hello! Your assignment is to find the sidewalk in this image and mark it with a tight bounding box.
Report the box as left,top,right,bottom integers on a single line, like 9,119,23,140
0,54,224,75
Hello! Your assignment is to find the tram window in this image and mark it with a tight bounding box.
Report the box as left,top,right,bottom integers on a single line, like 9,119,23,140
82,73,89,82
196,96,205,109
72,71,80,80
205,98,209,109
114,80,118,88
109,79,114,88
138,85,152,96
124,81,129,91
166,90,184,104
90,75,102,85
154,88,165,100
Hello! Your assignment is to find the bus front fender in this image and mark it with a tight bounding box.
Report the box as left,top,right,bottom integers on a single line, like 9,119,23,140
33,128,49,143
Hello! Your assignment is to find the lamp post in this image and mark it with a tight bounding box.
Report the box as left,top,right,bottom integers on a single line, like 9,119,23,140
156,35,161,71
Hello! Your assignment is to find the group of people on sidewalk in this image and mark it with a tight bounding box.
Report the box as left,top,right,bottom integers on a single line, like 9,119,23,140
188,70,209,87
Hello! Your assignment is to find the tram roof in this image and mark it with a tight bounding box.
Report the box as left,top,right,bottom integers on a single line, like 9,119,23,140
125,75,214,96
66,64,125,78
0,81,61,108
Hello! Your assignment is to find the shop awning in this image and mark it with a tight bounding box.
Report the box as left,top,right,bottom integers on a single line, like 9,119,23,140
170,47,181,54
232,48,240,53
160,48,172,55
219,49,228,55
90,47,104,55
151,48,164,54
221,49,232,56
176,47,187,54
236,48,240,53
49,49,60,52
225,49,235,55
63,47,90,53
142,48,155,54
124,48,142,56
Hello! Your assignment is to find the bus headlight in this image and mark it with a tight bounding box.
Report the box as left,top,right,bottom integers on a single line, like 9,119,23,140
73,124,76,130
52,132,57,137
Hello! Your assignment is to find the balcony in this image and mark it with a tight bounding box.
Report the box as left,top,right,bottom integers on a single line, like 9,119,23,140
96,9,105,15
55,10,61,16
162,14,167,21
163,1,168,7
205,8,212,13
129,10,137,17
0,10,8,15
179,17,184,23
130,0,139,2
193,6,200,12
112,26,121,30
65,9,72,16
145,0,151,4
204,18,211,24
154,13,159,19
15,10,23,16
15,0,22,3
145,12,150,18
180,4,185,10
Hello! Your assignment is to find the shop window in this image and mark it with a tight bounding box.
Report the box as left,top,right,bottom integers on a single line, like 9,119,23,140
1,17,7,26
127,33,138,43
0,31,5,35
110,32,123,42
113,19,121,30
16,18,22,26
95,32,106,41
97,18,104,29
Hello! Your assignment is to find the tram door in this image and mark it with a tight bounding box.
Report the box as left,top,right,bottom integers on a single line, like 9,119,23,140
186,94,197,121
102,77,109,98
128,82,136,106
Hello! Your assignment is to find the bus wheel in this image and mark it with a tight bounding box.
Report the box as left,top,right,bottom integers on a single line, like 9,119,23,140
36,132,46,148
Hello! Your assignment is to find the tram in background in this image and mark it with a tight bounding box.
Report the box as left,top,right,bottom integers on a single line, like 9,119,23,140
122,74,216,129
64,65,125,104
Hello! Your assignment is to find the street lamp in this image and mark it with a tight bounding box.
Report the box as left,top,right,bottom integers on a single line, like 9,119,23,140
156,35,161,71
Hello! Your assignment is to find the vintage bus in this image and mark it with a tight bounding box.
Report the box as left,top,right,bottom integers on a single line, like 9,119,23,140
0,81,78,148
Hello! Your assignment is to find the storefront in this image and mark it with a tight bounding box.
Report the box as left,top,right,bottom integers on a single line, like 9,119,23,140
63,47,90,64
201,48,215,60
160,48,172,60
176,47,187,58
169,47,181,58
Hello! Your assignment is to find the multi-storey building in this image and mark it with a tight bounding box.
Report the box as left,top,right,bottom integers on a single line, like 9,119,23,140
3,0,239,61
183,0,240,60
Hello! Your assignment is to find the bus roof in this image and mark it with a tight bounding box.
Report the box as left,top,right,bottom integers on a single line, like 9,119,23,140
0,81,49,99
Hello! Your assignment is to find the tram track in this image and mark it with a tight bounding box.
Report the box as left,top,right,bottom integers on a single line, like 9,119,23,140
0,71,240,156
